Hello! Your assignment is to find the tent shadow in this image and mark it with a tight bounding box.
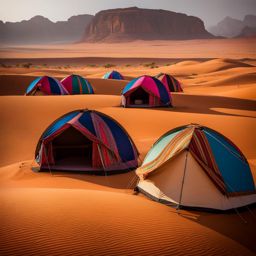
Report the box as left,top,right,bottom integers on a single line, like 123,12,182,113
117,94,256,118
179,205,256,254
39,169,139,190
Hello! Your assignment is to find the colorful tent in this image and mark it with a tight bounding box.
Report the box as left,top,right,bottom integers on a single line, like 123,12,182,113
35,110,138,173
156,73,183,92
103,70,124,80
136,124,256,210
121,75,172,108
61,75,94,95
25,76,68,95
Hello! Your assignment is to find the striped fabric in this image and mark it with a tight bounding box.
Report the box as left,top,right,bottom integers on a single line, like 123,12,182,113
156,73,183,92
136,127,195,178
189,129,227,195
61,75,94,95
91,112,121,168
25,76,68,95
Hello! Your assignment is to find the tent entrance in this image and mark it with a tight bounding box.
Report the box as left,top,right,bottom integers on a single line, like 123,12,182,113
52,126,93,169
130,87,149,105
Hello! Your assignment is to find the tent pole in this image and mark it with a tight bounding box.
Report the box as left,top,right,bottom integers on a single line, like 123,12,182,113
177,149,189,211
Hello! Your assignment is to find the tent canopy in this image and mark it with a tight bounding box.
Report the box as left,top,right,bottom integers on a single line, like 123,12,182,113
103,70,124,80
156,73,183,92
122,76,172,108
136,124,256,210
61,75,94,94
35,110,138,173
26,76,68,95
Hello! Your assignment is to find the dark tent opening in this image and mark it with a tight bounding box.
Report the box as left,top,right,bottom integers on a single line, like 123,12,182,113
52,126,94,168
130,87,149,105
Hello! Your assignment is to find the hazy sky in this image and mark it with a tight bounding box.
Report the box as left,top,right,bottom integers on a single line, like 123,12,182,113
0,0,255,27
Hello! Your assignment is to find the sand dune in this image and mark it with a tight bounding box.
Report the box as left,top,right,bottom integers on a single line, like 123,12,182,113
1,38,256,58
1,186,255,256
0,52,256,255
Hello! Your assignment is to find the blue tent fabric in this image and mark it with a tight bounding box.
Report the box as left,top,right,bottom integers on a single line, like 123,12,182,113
122,77,140,94
204,129,255,193
49,77,61,94
100,115,135,161
103,71,123,80
42,111,79,139
26,76,42,94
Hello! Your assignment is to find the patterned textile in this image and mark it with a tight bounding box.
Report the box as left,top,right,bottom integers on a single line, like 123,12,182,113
156,73,183,92
189,129,227,195
61,75,94,95
122,76,171,107
25,76,68,95
136,127,194,178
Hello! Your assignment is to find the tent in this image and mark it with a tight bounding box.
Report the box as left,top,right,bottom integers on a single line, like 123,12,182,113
121,75,172,108
136,124,256,210
156,73,183,92
103,70,124,80
61,75,94,95
35,110,138,174
25,76,68,95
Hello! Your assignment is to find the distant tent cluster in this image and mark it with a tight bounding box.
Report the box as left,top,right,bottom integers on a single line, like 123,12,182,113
25,71,183,109
30,69,255,211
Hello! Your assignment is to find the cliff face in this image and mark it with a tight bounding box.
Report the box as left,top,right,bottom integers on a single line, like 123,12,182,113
0,15,93,44
84,7,214,42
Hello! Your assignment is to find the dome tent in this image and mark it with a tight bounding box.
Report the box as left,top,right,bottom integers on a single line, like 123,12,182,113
25,76,68,95
156,73,183,92
61,75,94,95
121,75,172,108
103,70,124,80
136,124,256,210
35,110,138,174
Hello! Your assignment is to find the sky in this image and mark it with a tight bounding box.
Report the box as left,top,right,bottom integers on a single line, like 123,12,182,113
0,0,255,27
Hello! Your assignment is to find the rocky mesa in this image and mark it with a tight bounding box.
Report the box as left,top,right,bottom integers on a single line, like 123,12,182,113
83,7,214,42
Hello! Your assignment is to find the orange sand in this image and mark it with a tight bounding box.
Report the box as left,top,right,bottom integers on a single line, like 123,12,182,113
0,46,256,255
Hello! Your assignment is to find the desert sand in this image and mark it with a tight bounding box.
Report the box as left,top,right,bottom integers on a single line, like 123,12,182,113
0,39,256,255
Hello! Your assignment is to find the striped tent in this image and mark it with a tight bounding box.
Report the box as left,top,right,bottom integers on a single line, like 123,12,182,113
103,70,124,80
35,110,138,174
136,124,256,210
156,73,183,92
25,76,68,95
61,75,94,95
121,75,172,108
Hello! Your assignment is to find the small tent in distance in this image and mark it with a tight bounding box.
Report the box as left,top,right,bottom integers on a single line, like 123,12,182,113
35,110,138,174
156,73,183,92
121,75,172,108
103,70,124,80
136,124,256,210
61,75,94,94
25,76,68,95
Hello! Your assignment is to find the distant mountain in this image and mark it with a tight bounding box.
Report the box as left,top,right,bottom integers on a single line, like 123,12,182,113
237,26,256,38
83,7,214,42
208,15,256,38
0,14,93,44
